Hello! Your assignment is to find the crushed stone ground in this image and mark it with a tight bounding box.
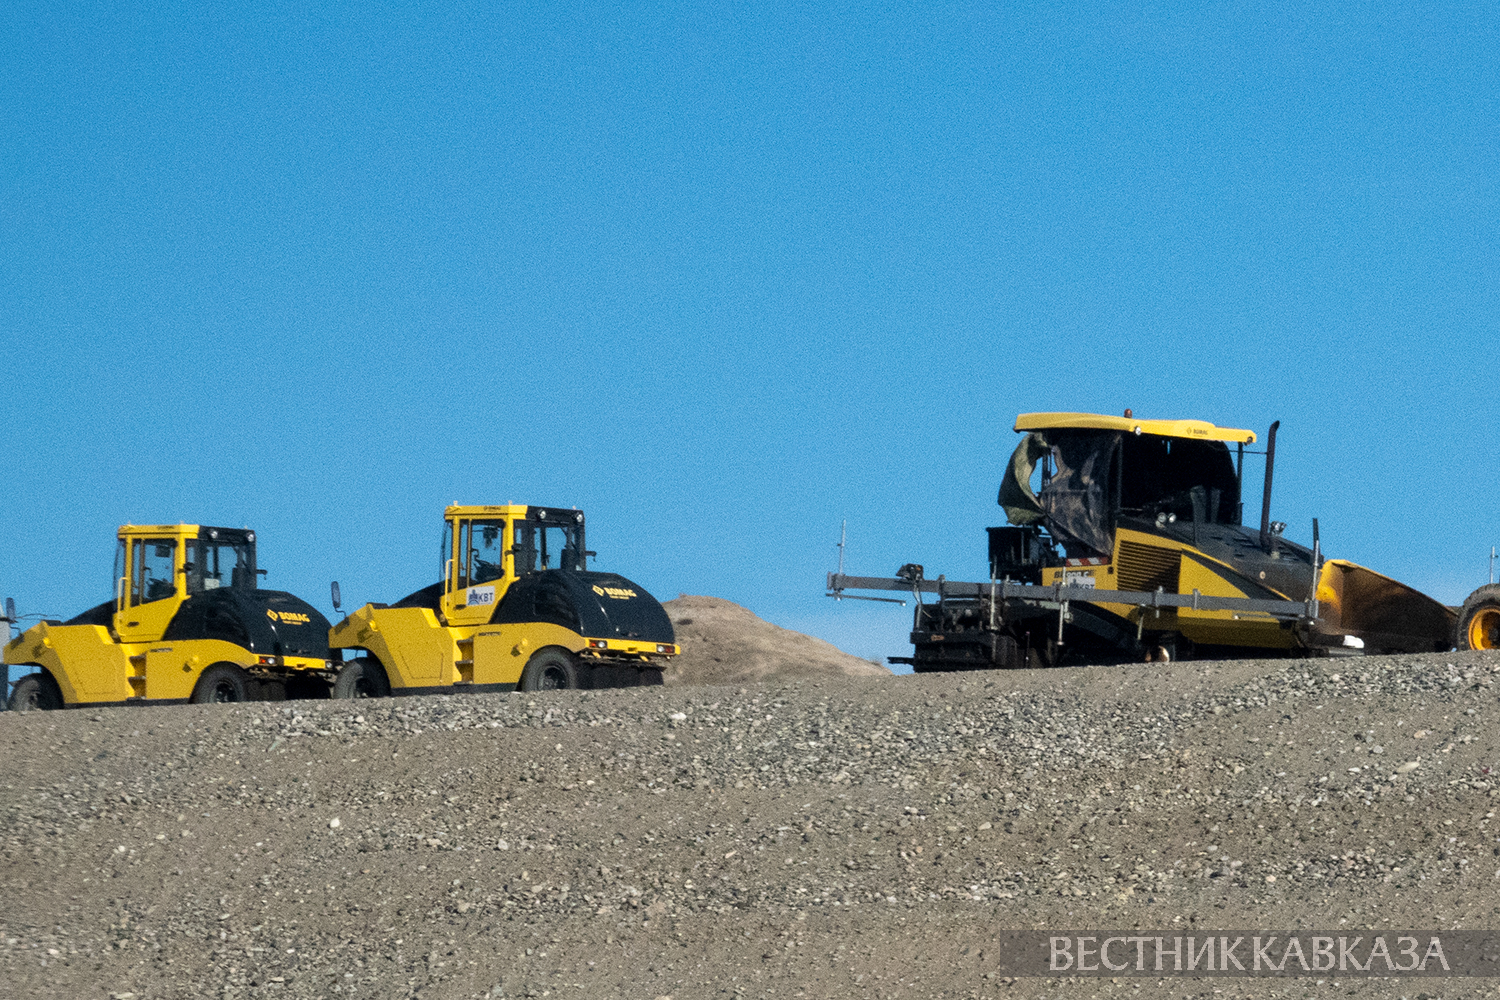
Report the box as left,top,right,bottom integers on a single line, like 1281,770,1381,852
2,649,1499,999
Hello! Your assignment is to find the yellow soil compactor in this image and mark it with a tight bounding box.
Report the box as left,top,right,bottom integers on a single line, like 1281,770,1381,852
327,504,677,697
4,523,332,709
829,412,1456,669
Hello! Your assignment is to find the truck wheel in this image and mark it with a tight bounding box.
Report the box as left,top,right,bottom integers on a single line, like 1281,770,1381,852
1456,585,1500,650
9,673,62,712
519,648,586,691
333,657,391,699
636,667,664,687
191,664,251,704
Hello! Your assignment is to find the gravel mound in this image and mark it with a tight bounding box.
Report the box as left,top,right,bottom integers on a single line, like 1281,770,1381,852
662,595,889,685
2,650,1497,998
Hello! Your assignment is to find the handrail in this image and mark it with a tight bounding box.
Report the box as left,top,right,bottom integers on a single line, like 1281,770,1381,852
827,572,1317,621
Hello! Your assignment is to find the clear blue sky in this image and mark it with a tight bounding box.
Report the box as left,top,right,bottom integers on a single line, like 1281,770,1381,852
3,4,1496,666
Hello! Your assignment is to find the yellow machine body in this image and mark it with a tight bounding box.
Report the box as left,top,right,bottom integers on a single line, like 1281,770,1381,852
328,505,678,694
879,411,1455,670
4,524,331,706
1040,525,1300,650
1013,413,1455,658
1015,412,1258,444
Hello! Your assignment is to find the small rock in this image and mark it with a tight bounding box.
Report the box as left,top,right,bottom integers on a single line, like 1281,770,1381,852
1397,761,1420,774
329,817,341,829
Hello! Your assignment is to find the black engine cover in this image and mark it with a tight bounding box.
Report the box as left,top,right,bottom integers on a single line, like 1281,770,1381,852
491,571,674,644
162,589,332,659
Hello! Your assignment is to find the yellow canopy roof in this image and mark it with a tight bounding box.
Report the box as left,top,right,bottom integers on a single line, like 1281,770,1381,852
1014,412,1257,444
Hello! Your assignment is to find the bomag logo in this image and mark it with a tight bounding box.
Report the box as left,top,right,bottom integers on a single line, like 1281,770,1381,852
591,584,638,600
266,609,312,625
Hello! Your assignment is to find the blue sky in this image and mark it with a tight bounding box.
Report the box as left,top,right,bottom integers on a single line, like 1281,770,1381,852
3,3,1496,666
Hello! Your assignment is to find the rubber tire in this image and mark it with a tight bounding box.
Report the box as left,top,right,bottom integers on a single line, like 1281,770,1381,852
1456,584,1500,651
332,657,391,699
9,672,63,712
636,667,664,687
191,664,252,704
519,648,586,692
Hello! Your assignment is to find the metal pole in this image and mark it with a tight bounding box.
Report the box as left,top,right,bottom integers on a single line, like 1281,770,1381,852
1259,420,1280,552
1310,519,1321,621
1,598,12,712
1491,546,1495,586
835,522,846,601
1236,442,1245,525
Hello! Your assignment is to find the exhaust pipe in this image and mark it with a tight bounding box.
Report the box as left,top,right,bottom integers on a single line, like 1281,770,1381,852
1259,420,1280,552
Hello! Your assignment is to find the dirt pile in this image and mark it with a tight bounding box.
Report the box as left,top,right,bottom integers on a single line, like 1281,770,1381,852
662,595,889,685
1,651,1497,999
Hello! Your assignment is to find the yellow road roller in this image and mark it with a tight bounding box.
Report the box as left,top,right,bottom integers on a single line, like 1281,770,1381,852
4,523,332,708
327,504,678,697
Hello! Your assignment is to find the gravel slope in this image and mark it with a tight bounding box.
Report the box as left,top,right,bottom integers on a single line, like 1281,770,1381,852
2,651,1498,999
663,596,889,685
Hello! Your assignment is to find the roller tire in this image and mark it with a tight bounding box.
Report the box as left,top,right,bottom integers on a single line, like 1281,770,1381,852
519,648,587,692
191,664,252,704
332,657,391,699
1456,585,1500,651
9,672,63,712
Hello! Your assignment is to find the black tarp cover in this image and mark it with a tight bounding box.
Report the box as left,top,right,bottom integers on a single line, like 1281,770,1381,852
999,431,1120,557
998,432,1048,526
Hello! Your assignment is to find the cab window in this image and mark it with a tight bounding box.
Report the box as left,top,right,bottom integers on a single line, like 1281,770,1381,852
131,539,177,606
513,522,585,574
1118,435,1241,525
458,520,507,587
513,523,534,575
440,522,453,586
187,536,254,595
